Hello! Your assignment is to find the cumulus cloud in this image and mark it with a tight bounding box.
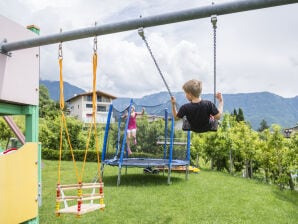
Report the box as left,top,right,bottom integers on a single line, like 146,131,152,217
1,0,298,98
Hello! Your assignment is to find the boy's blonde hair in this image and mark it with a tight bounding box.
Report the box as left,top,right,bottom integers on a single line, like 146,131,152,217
182,79,202,97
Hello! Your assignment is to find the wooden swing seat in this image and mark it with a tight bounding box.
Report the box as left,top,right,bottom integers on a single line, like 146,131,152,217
57,203,105,215
56,182,105,216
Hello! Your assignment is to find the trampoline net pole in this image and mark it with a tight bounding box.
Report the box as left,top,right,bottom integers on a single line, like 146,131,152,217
117,165,122,186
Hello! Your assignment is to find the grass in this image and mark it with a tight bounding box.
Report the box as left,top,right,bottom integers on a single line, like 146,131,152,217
40,160,298,224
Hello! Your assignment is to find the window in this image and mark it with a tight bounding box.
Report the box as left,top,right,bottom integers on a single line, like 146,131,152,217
86,95,92,101
97,95,110,103
97,106,106,112
86,104,92,108
102,96,110,103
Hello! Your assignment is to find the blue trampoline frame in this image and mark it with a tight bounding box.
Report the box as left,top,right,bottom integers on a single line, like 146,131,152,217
100,99,191,185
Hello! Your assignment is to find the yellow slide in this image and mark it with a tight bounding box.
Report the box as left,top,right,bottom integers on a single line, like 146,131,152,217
0,143,38,223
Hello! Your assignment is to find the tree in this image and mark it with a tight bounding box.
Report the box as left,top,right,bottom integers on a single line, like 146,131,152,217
39,84,59,119
266,125,293,190
221,114,235,173
231,108,245,122
285,133,298,190
231,121,258,178
258,119,270,132
237,108,245,122
256,129,273,183
191,133,205,167
0,118,14,148
39,115,104,151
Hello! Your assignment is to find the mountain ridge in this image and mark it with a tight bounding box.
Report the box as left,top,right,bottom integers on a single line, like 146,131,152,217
40,80,85,101
40,80,298,130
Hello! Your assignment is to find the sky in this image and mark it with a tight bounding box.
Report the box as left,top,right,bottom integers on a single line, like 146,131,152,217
1,0,298,98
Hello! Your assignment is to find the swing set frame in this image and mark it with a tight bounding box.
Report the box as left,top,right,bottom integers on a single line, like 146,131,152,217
1,1,297,223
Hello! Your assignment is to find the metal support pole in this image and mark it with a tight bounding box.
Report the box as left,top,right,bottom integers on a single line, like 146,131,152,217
1,0,297,53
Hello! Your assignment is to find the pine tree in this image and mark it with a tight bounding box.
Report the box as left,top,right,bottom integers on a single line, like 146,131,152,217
237,108,245,122
258,119,270,132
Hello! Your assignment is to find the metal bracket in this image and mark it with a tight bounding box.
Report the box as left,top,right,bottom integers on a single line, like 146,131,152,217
0,39,12,57
211,15,217,29
137,27,145,40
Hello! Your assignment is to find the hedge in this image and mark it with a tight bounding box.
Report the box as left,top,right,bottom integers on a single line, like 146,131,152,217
42,148,166,162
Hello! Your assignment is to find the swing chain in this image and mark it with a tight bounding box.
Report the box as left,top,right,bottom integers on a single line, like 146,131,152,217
138,27,173,97
58,28,63,59
94,22,98,53
211,15,217,104
94,37,97,53
58,43,63,59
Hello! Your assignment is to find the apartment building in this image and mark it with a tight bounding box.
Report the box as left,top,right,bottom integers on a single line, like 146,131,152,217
66,91,116,123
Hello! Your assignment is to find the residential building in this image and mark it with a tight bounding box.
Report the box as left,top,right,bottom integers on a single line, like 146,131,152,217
66,91,116,124
283,125,298,138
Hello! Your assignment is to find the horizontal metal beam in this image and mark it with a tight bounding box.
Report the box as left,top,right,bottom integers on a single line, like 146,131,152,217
1,0,298,53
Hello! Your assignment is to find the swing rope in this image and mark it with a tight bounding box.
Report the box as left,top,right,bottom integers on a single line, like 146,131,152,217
137,27,192,129
138,27,173,97
56,31,105,216
57,36,102,184
57,41,80,184
80,34,102,183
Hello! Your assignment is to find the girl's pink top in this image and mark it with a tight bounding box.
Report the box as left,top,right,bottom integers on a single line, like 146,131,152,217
128,113,137,129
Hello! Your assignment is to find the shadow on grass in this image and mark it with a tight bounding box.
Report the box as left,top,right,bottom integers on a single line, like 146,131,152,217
272,188,298,206
102,172,185,187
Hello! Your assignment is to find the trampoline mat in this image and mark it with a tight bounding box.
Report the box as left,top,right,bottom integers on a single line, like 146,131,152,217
103,158,189,168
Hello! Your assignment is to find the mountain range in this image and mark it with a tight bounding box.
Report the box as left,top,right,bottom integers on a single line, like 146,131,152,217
40,80,298,130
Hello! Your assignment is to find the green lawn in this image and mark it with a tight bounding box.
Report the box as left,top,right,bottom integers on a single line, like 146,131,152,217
40,160,298,224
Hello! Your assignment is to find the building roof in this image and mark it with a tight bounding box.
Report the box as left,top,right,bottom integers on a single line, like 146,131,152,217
66,90,117,102
284,125,298,131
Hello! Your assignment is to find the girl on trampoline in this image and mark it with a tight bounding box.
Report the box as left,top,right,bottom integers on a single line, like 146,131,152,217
122,105,145,154
171,79,224,133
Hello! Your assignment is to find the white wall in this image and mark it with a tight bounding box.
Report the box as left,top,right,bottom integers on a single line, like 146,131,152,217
0,15,39,105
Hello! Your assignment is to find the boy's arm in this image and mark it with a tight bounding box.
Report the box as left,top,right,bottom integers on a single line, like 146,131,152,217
214,92,224,120
171,96,179,119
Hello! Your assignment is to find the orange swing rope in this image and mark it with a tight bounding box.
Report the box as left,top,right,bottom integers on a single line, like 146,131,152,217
57,42,80,184
55,35,104,217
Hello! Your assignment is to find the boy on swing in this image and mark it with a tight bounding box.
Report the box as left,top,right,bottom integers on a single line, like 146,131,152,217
171,79,223,133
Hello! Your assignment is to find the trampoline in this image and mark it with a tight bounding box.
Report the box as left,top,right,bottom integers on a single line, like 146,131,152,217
100,100,191,185
104,158,189,167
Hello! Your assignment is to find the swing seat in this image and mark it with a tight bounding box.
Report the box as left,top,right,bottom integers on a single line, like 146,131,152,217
57,203,105,215
56,182,105,216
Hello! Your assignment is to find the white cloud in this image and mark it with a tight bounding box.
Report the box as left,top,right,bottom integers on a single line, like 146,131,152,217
1,0,298,98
